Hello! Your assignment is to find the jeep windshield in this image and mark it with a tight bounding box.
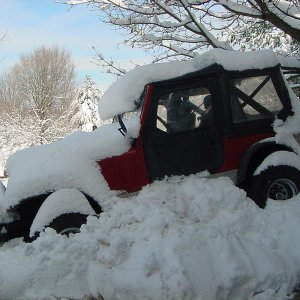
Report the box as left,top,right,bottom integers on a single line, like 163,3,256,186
114,88,145,123
114,88,146,136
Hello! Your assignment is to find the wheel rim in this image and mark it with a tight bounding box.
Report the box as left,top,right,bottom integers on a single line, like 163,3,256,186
267,178,299,200
59,227,81,235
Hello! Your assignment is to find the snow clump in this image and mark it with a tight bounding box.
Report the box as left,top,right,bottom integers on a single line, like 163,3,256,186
0,176,300,299
100,49,289,120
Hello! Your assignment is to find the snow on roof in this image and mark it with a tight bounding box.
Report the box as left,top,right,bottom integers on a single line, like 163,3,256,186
100,49,286,120
279,55,300,70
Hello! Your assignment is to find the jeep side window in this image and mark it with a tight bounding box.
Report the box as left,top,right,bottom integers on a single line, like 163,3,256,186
230,75,283,123
156,87,212,133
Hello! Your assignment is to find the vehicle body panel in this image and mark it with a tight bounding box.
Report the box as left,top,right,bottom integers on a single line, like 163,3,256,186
219,133,275,173
98,138,151,193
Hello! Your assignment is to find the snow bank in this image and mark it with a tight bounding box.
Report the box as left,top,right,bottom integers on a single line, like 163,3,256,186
273,71,300,135
30,189,95,236
100,49,281,120
1,176,300,299
254,151,300,175
4,118,140,209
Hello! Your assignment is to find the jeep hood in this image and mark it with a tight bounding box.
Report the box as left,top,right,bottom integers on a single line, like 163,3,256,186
3,118,140,209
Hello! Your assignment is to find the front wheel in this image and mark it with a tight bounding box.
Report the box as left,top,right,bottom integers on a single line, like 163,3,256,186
47,213,87,235
245,165,300,208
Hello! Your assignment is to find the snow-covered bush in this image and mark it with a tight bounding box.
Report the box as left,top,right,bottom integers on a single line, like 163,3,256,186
0,106,76,176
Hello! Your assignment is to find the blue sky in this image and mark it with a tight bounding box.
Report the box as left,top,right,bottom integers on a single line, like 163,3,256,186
0,0,150,91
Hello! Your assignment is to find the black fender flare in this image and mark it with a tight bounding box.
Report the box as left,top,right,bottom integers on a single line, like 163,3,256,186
7,190,102,240
237,141,293,184
10,191,102,215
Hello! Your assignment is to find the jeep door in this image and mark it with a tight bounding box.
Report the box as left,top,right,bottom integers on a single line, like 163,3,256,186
142,77,224,180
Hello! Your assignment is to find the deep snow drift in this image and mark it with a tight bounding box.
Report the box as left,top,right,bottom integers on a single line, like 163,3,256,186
1,49,300,299
0,176,300,300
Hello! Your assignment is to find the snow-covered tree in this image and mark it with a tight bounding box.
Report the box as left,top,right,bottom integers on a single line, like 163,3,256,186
68,0,300,63
0,46,77,143
0,47,79,174
0,107,73,147
69,76,102,131
0,46,77,120
0,105,75,176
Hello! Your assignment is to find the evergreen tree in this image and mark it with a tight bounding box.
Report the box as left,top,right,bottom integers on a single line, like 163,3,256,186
70,76,102,131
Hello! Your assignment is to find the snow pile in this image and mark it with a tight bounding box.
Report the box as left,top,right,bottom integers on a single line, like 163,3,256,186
1,176,300,299
4,118,140,209
100,49,283,120
30,189,95,235
254,151,300,175
0,143,26,178
0,146,9,177
273,72,300,135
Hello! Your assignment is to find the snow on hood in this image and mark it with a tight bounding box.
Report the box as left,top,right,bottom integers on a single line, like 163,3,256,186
100,49,283,120
3,118,140,209
1,176,300,299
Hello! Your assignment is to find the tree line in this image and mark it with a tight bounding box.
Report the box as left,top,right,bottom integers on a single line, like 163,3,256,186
0,46,103,176
0,46,103,142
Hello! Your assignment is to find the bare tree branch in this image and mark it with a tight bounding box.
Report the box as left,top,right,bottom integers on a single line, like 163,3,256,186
0,30,6,41
66,0,300,72
92,46,127,76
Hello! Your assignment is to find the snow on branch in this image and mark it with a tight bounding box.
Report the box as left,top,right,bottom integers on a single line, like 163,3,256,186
67,0,300,61
92,46,127,76
217,0,261,17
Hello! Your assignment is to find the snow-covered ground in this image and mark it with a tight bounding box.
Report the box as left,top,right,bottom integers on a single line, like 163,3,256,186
0,175,300,300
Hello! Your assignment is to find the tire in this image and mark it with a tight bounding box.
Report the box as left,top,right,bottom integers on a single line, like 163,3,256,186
47,213,87,235
245,165,300,208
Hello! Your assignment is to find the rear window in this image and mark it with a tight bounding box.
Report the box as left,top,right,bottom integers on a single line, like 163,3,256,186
230,75,283,123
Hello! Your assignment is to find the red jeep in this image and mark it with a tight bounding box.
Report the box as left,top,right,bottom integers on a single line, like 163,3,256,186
1,50,300,242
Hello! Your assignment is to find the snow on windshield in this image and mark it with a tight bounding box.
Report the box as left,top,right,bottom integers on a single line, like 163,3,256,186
1,176,300,299
100,49,294,120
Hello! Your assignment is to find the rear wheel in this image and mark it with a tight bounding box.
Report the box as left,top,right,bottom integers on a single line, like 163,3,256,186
245,165,300,208
47,213,87,235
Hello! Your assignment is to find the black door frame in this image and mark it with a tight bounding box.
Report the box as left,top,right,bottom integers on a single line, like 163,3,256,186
142,74,225,180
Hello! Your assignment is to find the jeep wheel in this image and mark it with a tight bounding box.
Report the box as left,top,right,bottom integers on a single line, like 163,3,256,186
47,213,87,235
246,165,300,208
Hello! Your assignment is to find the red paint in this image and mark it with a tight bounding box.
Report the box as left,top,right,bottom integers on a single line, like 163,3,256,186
140,85,153,132
99,83,275,193
218,132,274,172
98,84,153,193
98,138,151,193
